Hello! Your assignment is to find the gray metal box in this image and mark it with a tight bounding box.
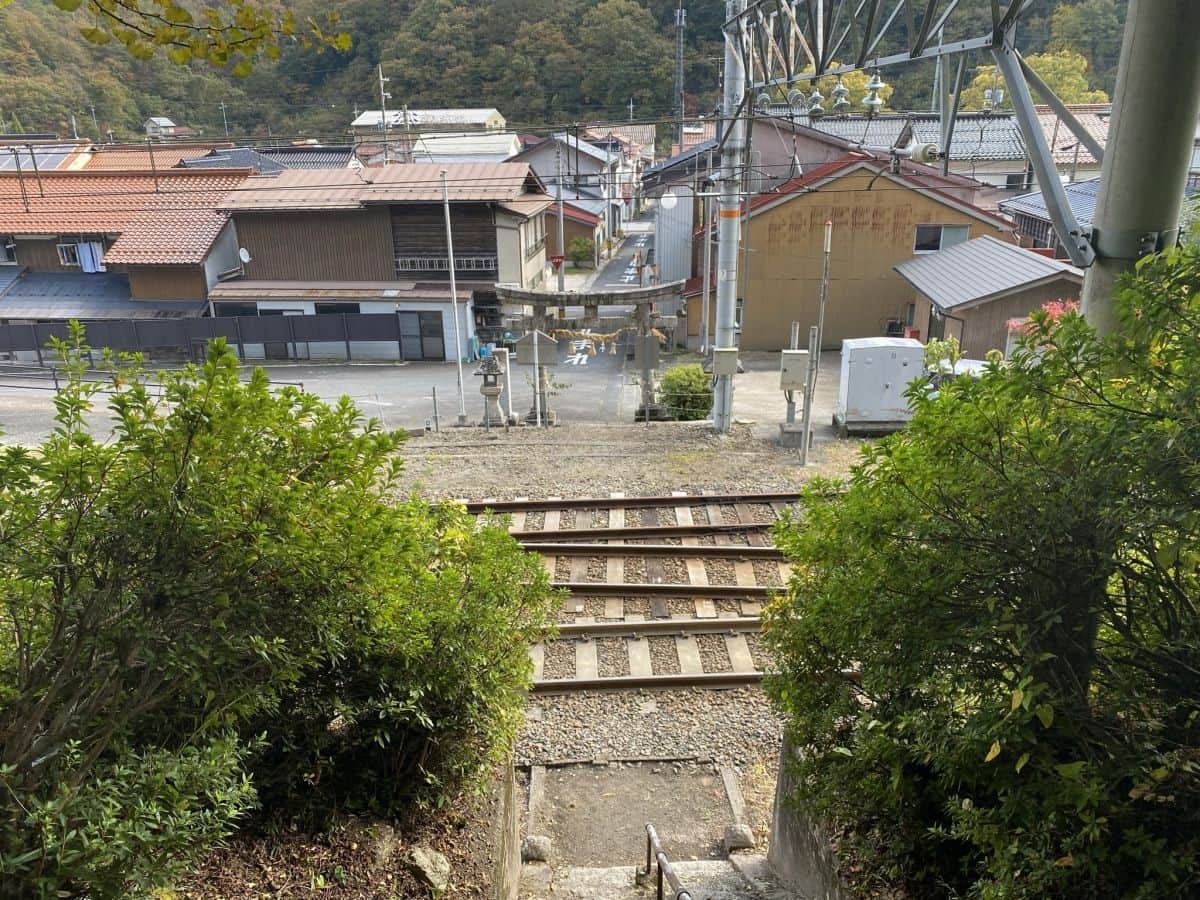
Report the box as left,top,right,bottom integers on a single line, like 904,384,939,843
779,349,809,390
711,347,739,376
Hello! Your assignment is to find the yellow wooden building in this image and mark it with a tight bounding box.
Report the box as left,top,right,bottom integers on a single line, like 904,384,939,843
686,154,1013,351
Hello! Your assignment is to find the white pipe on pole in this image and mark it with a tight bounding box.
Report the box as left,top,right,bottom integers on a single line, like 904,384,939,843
440,169,468,426
713,0,747,433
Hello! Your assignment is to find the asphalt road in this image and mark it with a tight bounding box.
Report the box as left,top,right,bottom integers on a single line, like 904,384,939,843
595,230,653,288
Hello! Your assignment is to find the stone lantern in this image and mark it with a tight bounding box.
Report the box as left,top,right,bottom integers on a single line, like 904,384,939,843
475,354,505,427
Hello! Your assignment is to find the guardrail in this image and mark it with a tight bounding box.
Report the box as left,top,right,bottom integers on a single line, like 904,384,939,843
636,823,693,900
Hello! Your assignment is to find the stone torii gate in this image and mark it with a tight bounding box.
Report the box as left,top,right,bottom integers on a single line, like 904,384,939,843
495,281,686,422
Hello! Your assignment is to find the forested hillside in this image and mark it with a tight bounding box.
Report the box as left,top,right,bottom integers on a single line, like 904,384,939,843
0,0,1127,143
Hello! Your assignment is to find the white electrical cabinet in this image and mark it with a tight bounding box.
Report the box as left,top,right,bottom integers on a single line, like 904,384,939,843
835,337,924,436
779,350,808,390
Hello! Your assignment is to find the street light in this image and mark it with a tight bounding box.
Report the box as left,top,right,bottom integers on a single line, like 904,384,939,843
660,189,678,210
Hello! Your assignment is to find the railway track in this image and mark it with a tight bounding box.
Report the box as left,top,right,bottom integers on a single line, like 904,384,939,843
467,492,797,693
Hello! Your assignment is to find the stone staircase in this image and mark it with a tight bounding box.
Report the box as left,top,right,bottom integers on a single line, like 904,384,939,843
520,854,794,899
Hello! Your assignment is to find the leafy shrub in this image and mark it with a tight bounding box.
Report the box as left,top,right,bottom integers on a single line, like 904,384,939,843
658,363,712,420
0,329,556,894
766,249,1200,898
566,235,594,267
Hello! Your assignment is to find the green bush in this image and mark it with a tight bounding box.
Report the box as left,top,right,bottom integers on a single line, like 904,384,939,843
766,249,1200,898
566,235,594,267
658,363,712,420
0,329,556,894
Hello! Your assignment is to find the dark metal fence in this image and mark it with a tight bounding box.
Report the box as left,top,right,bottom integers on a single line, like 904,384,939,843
0,313,411,364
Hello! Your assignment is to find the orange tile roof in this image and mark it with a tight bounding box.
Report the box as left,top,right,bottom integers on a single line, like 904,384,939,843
0,170,249,264
82,142,234,170
1036,107,1109,166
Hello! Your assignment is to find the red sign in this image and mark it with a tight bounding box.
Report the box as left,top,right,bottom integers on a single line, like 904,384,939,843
550,255,565,269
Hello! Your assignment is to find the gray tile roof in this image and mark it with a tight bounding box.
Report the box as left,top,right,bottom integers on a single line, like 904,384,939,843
894,235,1083,312
0,271,203,318
998,177,1199,228
768,108,1028,161
179,146,353,173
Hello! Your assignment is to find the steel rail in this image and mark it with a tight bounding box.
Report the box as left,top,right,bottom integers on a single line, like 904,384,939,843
527,542,784,559
532,670,764,693
464,491,801,514
553,581,774,598
513,523,771,542
554,616,762,638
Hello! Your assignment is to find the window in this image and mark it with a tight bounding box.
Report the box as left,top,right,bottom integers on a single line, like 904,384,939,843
213,302,259,317
56,243,80,266
315,302,360,315
1,236,15,265
1006,172,1030,191
914,224,969,253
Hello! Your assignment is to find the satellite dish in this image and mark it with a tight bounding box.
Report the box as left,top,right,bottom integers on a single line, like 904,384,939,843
348,157,364,171
238,247,252,264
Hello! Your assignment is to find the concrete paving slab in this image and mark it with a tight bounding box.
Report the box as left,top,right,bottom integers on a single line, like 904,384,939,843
535,762,729,867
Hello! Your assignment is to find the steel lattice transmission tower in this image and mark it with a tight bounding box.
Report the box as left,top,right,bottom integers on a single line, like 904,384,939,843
718,0,1200,342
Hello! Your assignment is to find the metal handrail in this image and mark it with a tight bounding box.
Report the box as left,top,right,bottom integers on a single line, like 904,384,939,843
636,824,693,900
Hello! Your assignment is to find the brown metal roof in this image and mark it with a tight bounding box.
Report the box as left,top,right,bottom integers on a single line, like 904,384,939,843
220,162,548,212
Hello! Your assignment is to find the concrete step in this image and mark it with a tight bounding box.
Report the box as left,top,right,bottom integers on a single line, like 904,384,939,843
520,855,793,900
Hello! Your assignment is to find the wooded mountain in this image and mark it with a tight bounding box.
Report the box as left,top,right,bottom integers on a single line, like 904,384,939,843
0,0,1127,145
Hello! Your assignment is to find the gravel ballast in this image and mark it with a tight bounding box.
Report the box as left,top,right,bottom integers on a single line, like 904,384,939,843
517,687,784,767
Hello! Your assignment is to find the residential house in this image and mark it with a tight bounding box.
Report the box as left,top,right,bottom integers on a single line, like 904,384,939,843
894,235,1083,358
213,163,553,359
0,169,249,326
143,117,196,141
645,117,989,284
999,176,1200,257
685,152,1013,351
351,108,507,138
512,133,624,234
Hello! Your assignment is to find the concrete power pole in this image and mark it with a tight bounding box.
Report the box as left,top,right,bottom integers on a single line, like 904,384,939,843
556,143,566,292
377,63,391,164
712,0,746,434
674,3,687,145
1080,0,1200,334
219,101,230,139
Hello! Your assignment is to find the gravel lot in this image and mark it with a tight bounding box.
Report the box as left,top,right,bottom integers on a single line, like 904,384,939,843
396,422,863,500
517,687,784,769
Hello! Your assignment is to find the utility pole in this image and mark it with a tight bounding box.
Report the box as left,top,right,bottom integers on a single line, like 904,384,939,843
402,104,412,164
69,114,78,140
629,97,635,121
700,149,714,354
88,105,99,140
440,170,468,426
712,0,746,434
377,63,391,164
219,101,229,139
1080,0,1200,335
555,145,566,292
674,2,687,145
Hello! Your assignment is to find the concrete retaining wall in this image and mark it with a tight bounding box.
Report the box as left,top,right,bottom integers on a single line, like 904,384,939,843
768,738,848,899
